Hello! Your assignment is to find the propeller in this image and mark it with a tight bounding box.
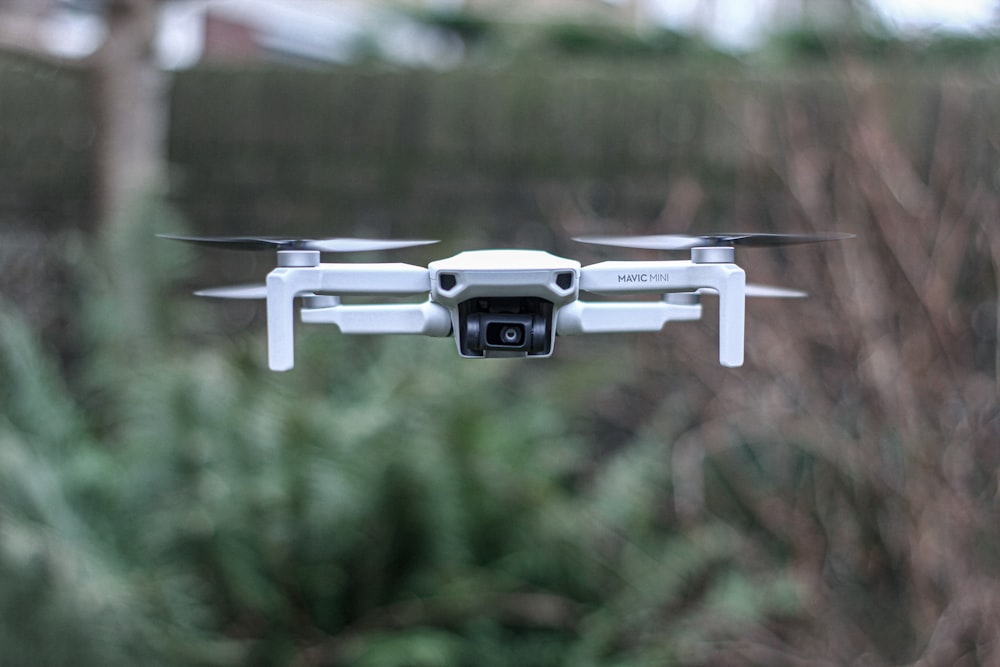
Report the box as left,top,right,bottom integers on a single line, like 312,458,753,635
574,232,853,251
194,284,339,310
195,283,806,302
664,283,807,305
674,284,807,299
158,234,439,253
195,284,267,299
742,284,807,298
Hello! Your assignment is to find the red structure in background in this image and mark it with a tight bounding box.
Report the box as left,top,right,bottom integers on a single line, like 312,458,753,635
202,11,262,63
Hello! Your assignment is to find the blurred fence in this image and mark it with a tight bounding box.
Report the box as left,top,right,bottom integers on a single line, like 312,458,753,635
2,55,997,248
175,64,986,236
0,54,92,229
168,64,923,245
167,63,743,244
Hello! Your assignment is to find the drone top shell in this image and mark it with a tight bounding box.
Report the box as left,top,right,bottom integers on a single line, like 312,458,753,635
428,250,581,306
429,249,580,272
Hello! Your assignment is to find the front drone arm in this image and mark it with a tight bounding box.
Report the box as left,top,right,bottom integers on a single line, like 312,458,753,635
301,301,451,336
556,300,702,334
267,262,432,371
577,259,746,367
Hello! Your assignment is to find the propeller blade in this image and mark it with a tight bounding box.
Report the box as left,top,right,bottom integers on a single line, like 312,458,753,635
194,284,268,299
692,283,807,299
574,232,853,250
158,234,438,252
744,283,808,298
307,238,439,252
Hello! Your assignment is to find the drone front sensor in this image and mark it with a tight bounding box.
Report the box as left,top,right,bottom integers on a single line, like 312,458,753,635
162,232,851,371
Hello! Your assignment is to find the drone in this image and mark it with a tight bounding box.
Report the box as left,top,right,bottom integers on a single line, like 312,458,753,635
161,232,851,371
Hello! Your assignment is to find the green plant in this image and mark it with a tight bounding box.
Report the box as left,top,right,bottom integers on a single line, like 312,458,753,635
0,205,804,665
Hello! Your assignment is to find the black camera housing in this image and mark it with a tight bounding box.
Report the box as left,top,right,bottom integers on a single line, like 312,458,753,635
459,297,553,357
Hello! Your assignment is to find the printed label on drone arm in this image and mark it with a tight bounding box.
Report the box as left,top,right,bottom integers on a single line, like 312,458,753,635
617,272,671,285
579,261,689,293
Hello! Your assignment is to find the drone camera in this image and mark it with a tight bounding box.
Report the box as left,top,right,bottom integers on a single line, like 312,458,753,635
459,297,553,357
465,312,547,354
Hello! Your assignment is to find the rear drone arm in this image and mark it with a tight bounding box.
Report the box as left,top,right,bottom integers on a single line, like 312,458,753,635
266,255,433,370
574,257,746,367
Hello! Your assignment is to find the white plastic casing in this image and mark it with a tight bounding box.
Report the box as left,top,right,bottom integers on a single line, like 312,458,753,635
428,250,581,358
265,262,435,371
429,250,581,304
577,259,746,366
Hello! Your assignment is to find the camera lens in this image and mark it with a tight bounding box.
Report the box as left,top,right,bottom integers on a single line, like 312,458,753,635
482,320,528,349
500,325,523,345
457,300,553,356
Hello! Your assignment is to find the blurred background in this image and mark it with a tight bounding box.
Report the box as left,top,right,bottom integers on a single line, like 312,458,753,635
1,0,999,665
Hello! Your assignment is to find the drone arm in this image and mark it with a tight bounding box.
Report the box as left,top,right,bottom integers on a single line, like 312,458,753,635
702,268,746,367
266,269,310,372
556,300,701,335
301,301,451,336
266,263,432,371
579,261,746,366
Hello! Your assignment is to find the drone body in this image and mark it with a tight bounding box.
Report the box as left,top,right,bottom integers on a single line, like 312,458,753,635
165,233,850,371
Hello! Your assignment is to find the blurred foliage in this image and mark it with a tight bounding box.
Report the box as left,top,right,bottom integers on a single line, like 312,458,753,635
763,27,904,62
536,24,712,61
392,7,1000,68
762,26,1000,65
404,7,497,52
400,8,723,63
0,203,806,665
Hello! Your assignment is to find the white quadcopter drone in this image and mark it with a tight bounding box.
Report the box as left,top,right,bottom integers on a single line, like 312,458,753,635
162,232,851,371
